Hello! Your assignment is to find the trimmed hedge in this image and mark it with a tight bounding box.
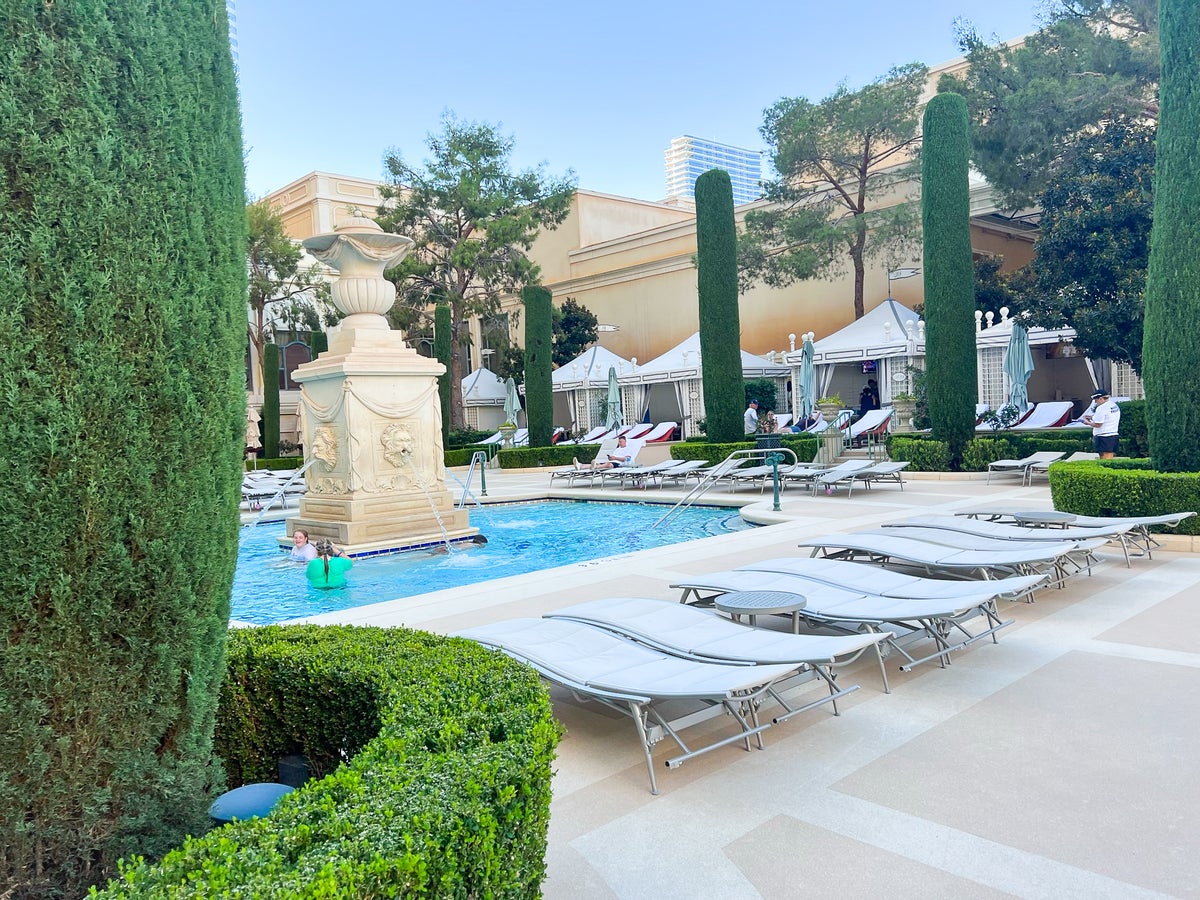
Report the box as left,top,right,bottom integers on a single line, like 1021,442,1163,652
669,438,819,464
887,431,1095,471
95,625,559,897
523,286,554,448
498,444,601,468
889,437,952,472
245,457,304,472
1049,460,1200,535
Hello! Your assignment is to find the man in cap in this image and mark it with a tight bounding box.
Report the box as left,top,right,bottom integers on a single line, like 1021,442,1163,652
1081,389,1120,458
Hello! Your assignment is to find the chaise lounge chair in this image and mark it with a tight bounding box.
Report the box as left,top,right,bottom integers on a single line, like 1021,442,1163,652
847,407,893,448
1027,451,1098,480
642,421,679,443
670,571,1014,673
842,460,910,495
986,451,1066,485
884,514,1137,566
1009,400,1076,430
453,616,805,794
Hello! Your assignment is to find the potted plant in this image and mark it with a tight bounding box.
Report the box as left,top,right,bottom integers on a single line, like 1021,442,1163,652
815,394,843,423
890,392,917,432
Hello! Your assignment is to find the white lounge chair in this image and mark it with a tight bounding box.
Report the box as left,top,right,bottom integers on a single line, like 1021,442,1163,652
1009,401,1076,430
848,407,893,447
597,458,683,489
808,459,875,495
642,421,678,443
547,596,893,694
843,461,910,495
986,451,1066,485
559,425,611,445
884,514,1136,566
670,572,1014,672
548,438,619,485
1027,451,1098,479
975,403,1033,432
622,423,655,441
1064,511,1197,558
454,617,802,794
774,414,793,430
796,532,1072,581
654,459,711,486
739,556,1047,603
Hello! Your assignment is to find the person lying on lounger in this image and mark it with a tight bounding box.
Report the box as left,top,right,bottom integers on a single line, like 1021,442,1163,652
578,436,633,470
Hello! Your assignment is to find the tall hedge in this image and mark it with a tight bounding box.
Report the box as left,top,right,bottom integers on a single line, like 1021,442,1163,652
1142,0,1200,472
922,92,978,463
0,2,246,896
434,303,452,443
695,169,744,442
262,342,281,460
522,285,554,447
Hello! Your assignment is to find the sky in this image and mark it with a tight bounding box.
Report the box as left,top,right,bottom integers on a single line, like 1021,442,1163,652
235,0,1046,203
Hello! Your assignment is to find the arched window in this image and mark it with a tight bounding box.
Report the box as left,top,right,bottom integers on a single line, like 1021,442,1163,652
278,340,312,390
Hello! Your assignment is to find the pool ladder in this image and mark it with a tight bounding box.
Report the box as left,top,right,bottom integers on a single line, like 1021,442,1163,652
452,451,490,509
651,446,797,529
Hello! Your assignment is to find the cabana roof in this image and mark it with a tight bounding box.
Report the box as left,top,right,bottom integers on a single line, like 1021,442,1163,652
553,345,633,390
461,368,507,406
787,299,924,365
619,332,788,385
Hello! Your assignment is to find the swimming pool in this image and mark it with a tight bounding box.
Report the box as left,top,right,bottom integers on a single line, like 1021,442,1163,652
232,500,750,625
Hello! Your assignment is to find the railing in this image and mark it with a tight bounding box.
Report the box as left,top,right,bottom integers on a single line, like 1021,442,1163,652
453,451,490,510
651,446,798,530
245,457,317,529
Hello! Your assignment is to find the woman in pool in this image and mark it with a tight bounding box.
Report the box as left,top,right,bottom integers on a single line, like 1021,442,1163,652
306,539,352,589
289,529,317,562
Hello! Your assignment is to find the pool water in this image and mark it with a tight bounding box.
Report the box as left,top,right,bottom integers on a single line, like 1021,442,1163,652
232,500,750,625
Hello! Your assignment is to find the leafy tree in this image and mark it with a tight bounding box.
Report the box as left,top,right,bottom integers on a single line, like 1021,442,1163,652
263,342,281,459
1009,122,1154,371
741,63,927,320
522,286,554,447
552,298,599,367
921,93,978,463
246,198,331,388
942,1,1158,210
695,169,745,443
376,115,576,428
1142,0,1200,472
0,1,245,894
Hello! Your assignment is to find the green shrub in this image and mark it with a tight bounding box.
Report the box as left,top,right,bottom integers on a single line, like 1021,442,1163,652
499,444,601,468
961,437,1018,471
669,438,819,464
888,437,951,471
1116,399,1149,457
95,625,559,897
0,1,246,893
1049,460,1200,535
695,169,744,443
922,92,978,461
263,342,281,459
523,286,554,447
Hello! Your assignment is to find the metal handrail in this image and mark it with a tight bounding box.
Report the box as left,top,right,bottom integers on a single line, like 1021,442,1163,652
245,457,317,528
454,451,490,509
651,446,798,530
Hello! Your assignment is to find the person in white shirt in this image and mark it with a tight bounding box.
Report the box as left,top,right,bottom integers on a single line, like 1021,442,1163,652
1082,389,1121,458
744,399,759,435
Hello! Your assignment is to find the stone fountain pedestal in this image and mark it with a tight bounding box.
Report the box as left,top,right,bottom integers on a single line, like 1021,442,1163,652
284,217,477,555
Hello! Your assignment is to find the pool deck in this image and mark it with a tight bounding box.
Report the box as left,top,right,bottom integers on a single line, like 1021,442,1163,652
281,468,1200,899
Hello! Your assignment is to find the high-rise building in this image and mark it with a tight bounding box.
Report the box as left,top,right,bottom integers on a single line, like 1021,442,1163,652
664,135,763,205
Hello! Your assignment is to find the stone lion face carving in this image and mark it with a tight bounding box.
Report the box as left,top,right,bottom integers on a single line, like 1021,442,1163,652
312,425,338,469
380,423,414,468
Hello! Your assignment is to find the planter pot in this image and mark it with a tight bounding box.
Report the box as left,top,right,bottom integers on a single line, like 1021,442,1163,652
891,401,916,433
817,404,841,423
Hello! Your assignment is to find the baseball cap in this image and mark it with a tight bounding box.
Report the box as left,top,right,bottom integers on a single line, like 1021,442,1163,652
1090,389,1109,399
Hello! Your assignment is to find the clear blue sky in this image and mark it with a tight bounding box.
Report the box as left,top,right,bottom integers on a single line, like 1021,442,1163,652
236,1,1044,202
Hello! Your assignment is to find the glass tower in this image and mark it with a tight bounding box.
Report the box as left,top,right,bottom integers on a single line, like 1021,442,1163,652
664,135,763,205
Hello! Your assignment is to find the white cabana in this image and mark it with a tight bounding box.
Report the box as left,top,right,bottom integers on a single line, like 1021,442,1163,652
552,345,634,435
784,299,925,410
618,332,789,438
461,368,510,431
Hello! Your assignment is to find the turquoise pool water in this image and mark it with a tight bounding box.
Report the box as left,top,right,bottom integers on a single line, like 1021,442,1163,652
232,500,749,625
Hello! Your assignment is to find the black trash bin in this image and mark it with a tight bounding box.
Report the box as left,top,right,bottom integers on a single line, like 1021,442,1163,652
755,433,782,450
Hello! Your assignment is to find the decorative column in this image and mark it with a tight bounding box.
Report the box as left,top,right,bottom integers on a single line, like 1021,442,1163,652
285,217,477,554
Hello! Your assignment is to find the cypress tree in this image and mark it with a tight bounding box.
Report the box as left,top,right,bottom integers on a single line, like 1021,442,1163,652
434,303,452,443
695,169,744,443
921,92,978,463
311,330,329,357
522,285,554,447
1143,0,1200,472
263,342,282,460
0,2,246,894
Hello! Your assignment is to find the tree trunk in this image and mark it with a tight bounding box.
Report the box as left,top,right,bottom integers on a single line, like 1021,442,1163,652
850,217,867,319
448,312,465,430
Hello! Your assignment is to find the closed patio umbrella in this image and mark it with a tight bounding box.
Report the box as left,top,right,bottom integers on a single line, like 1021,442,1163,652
1004,323,1035,412
798,336,816,423
605,366,624,431
503,377,522,425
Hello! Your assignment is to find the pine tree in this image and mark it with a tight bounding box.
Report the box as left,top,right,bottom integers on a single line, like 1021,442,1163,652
1142,0,1200,472
695,169,744,443
434,304,452,443
0,1,246,894
921,92,978,463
